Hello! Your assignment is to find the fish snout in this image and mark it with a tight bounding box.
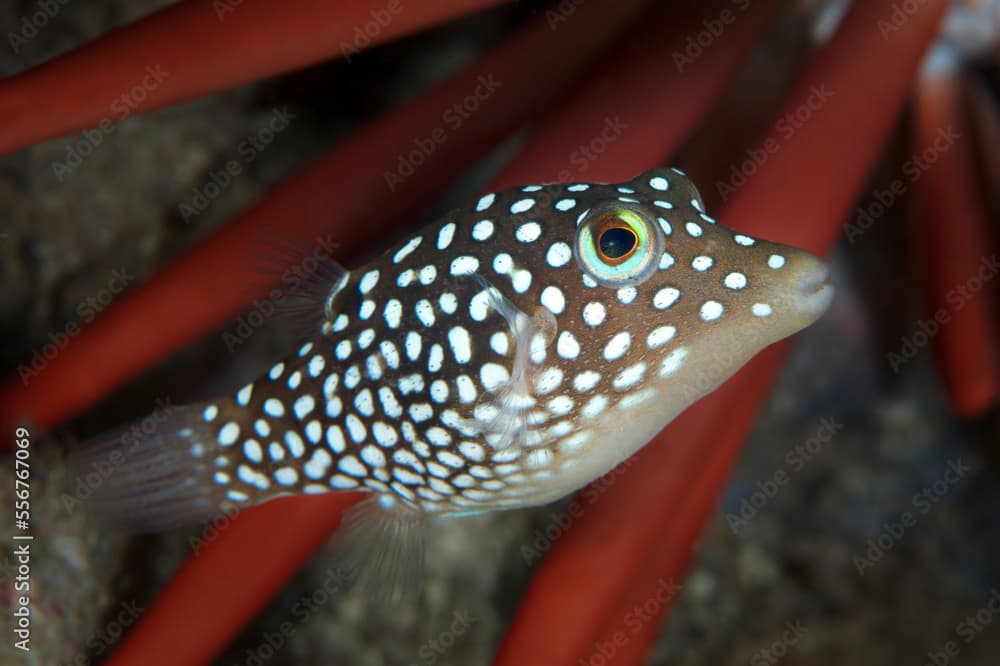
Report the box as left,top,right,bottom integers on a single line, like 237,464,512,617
778,248,834,328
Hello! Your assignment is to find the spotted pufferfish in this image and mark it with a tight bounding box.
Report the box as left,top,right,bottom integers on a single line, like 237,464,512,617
71,166,832,592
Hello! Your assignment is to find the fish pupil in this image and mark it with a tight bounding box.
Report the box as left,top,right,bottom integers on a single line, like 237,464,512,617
599,226,637,260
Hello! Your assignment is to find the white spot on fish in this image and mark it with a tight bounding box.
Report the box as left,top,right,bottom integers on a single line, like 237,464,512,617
469,291,490,321
380,340,400,369
361,445,386,469
448,326,472,364
236,384,253,407
583,302,606,326
476,193,495,212
603,332,631,360
613,362,646,390
268,442,285,461
419,265,437,285
339,455,368,477
700,300,724,321
304,448,332,480
557,331,580,359
647,325,676,349
263,398,285,418
691,255,714,272
397,269,416,288
372,422,399,447
534,367,564,395
617,287,636,304
243,439,262,463
326,425,346,453
649,176,669,191
540,285,565,314
574,370,601,392
307,355,325,378
305,420,322,444
724,272,747,290
437,222,456,250
451,255,480,276
472,219,495,241
359,269,380,294
768,254,786,269
511,198,536,214
393,236,422,264
653,287,680,310
659,347,689,377
734,234,755,246
346,414,367,443
515,221,542,243
490,332,509,356
752,303,773,317
415,299,435,327
456,375,477,402
428,344,444,372
405,331,422,361
359,300,376,320
285,431,305,458
546,242,572,267
480,363,510,391
511,269,532,293
439,291,458,314
293,395,315,420
430,379,449,403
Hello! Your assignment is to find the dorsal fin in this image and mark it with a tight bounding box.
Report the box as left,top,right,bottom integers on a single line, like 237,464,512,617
243,229,349,340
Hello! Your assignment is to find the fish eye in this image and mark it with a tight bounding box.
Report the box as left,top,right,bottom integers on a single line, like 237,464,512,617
575,205,662,286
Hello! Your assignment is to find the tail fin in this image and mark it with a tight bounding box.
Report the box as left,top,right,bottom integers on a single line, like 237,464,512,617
67,403,244,532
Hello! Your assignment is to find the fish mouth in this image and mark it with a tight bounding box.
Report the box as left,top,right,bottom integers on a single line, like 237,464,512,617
795,261,834,321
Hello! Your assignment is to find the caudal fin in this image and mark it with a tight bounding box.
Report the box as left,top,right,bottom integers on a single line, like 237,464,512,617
67,404,242,532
